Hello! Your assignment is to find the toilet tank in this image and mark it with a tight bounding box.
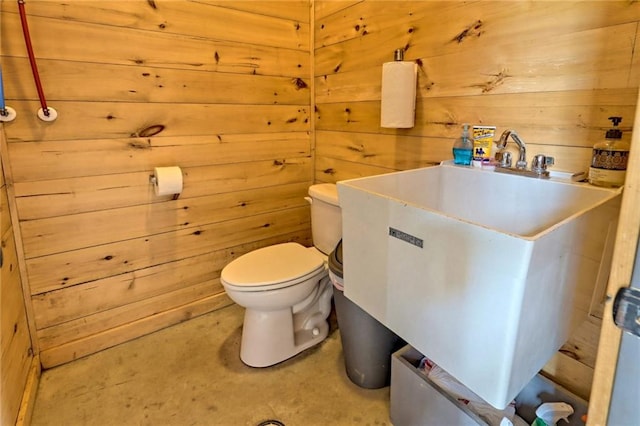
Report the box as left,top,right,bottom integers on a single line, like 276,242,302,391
308,184,342,255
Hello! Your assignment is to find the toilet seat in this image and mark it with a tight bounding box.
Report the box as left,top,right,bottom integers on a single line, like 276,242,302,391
221,243,325,292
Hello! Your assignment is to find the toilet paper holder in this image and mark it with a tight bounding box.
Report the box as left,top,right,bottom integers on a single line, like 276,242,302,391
149,170,182,200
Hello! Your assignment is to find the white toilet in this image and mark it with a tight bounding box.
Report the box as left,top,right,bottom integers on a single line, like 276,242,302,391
221,183,342,367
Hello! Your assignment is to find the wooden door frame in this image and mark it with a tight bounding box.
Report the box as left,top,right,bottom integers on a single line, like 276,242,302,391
588,88,640,425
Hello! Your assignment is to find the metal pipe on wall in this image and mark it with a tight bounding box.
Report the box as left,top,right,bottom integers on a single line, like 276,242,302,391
17,0,57,121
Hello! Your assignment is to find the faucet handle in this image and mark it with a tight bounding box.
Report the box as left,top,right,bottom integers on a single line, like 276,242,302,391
495,151,512,168
531,154,554,174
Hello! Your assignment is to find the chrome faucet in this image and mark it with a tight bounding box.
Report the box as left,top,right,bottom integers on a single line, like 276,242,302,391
494,130,554,179
497,130,527,170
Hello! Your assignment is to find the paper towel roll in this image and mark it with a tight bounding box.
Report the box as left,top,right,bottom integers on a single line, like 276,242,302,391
153,166,183,196
380,61,417,128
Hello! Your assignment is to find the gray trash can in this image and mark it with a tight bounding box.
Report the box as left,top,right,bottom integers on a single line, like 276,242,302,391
328,239,405,389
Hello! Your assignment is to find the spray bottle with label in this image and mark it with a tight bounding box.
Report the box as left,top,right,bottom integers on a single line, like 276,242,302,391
531,402,574,426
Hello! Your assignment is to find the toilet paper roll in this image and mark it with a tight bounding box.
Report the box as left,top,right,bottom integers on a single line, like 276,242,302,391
153,166,183,196
380,61,418,128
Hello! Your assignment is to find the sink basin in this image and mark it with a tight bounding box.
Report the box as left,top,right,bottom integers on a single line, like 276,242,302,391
337,163,621,408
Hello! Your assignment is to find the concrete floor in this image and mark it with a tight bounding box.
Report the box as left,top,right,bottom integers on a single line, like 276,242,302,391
30,303,392,426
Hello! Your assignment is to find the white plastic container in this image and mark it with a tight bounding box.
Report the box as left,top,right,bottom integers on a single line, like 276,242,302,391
390,345,588,426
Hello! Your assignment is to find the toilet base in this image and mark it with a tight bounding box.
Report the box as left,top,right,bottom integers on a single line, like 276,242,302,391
239,278,333,367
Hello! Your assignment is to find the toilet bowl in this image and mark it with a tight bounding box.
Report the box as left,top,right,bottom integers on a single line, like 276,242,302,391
221,242,334,367
221,183,341,367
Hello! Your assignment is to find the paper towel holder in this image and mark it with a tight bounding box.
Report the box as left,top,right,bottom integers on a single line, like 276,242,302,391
393,48,404,61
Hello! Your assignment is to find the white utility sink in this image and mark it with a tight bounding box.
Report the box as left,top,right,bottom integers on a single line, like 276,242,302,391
337,163,621,408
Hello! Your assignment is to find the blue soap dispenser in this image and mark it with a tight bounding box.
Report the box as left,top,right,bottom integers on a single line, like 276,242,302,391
452,123,473,165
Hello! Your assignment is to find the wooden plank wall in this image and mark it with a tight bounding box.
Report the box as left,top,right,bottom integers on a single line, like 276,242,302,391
0,0,313,368
314,0,640,400
315,1,639,181
0,0,637,405
0,132,35,426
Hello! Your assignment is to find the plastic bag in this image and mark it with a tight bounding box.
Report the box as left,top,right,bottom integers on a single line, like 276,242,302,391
419,356,518,426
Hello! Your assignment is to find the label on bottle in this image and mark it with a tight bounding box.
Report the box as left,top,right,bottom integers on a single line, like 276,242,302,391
472,125,496,160
589,148,628,187
590,148,629,171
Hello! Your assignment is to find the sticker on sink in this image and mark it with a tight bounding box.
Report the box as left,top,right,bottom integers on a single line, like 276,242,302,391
389,227,423,248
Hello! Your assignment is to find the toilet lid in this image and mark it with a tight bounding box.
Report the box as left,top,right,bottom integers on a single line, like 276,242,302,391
221,243,325,288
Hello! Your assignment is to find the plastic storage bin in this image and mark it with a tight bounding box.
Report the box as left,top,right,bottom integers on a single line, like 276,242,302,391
390,345,588,426
328,240,405,389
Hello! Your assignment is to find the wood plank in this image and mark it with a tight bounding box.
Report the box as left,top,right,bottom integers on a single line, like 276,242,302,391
588,214,619,321
542,352,594,401
21,182,310,258
192,1,310,23
69,0,302,49
317,93,637,137
3,101,310,143
2,131,39,426
314,156,398,183
165,157,313,199
1,122,40,356
317,22,637,101
557,317,602,370
315,1,640,55
315,92,636,149
15,356,40,426
37,278,222,349
1,12,309,77
316,130,449,170
32,264,224,330
314,1,362,21
35,230,309,349
315,1,448,49
8,132,310,181
39,292,233,368
1,183,10,237
26,206,310,294
508,144,593,176
3,1,309,50
418,23,636,97
14,158,312,219
632,26,640,88
0,226,33,426
3,57,310,105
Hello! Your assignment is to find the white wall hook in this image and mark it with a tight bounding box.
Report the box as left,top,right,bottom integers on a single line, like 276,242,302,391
37,106,58,122
0,106,17,122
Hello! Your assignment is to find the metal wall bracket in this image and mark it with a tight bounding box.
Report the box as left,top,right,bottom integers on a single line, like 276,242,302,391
613,287,640,338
